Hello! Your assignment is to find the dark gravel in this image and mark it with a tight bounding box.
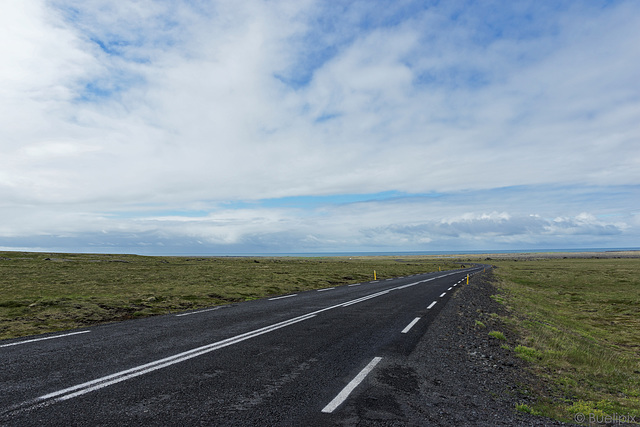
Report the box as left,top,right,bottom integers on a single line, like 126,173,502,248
336,270,572,426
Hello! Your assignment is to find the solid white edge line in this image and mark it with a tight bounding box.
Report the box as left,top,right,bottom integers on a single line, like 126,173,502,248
0,330,90,348
401,317,421,334
427,301,437,309
321,357,383,413
268,294,298,301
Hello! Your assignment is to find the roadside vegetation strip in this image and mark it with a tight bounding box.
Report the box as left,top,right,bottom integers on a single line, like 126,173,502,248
0,252,460,340
482,256,640,423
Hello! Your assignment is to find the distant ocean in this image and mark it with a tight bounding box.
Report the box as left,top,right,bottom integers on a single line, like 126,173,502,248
168,248,640,257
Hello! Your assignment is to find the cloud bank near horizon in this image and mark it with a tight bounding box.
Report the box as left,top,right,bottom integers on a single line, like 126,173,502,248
1,0,639,254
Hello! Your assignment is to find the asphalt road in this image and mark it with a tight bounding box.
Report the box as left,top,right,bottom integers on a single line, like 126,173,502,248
0,266,485,426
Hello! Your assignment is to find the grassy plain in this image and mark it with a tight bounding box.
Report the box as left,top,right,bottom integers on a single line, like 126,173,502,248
0,251,459,340
479,254,640,423
3,250,638,423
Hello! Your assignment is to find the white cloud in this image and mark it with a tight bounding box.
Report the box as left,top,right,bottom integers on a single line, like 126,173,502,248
1,1,639,253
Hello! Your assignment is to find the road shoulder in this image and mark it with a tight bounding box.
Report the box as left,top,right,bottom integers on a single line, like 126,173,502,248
334,271,569,426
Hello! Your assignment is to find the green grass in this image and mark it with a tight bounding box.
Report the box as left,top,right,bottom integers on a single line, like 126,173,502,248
514,345,543,362
0,251,459,340
488,330,506,340
515,402,541,416
485,257,640,422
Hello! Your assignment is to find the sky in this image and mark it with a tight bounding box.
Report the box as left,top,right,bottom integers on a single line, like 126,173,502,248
1,0,639,255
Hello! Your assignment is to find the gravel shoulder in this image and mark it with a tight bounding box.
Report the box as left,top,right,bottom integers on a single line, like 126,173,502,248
335,270,571,426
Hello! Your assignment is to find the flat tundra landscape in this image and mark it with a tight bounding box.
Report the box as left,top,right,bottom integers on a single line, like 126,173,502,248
1,251,639,425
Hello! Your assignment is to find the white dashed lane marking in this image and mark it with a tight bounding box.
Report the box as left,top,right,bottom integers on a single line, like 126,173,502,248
321,357,383,413
0,331,90,348
401,317,421,334
268,294,298,301
176,307,222,317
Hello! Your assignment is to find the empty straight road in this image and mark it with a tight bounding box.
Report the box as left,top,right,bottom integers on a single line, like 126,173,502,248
0,266,484,426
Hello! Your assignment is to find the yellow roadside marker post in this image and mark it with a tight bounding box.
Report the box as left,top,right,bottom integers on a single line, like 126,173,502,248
466,274,469,285
374,270,377,281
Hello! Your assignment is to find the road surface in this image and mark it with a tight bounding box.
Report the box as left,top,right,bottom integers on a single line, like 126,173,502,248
1,266,484,426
